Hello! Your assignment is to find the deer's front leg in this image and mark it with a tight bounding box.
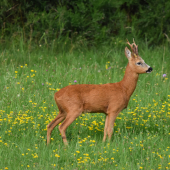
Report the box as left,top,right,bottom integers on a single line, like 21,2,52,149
103,115,108,142
106,109,121,141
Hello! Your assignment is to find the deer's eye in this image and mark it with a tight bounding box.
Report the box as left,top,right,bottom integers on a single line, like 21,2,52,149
137,62,142,65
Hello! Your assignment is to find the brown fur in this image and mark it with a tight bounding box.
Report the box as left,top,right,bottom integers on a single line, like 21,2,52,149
47,40,152,145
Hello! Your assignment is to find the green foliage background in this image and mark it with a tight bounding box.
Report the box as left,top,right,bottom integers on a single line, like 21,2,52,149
1,0,170,48
0,1,170,170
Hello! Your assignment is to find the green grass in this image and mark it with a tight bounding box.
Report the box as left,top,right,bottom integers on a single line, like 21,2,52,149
0,43,170,170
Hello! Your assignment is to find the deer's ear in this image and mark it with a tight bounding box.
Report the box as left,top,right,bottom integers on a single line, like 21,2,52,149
125,47,131,60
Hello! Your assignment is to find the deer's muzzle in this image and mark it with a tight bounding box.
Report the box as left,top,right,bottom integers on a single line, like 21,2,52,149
146,67,153,73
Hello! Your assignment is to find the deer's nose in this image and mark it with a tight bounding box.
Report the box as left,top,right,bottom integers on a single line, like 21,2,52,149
146,67,153,73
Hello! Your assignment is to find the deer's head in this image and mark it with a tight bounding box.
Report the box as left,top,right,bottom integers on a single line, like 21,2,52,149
125,39,152,74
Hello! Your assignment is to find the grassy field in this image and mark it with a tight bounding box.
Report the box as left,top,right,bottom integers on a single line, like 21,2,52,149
0,42,170,170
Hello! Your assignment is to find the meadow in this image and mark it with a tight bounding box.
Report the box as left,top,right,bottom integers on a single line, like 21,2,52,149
0,42,170,170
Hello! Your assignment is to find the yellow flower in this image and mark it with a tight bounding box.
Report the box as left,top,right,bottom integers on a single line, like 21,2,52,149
33,153,38,158
31,74,35,77
55,154,60,157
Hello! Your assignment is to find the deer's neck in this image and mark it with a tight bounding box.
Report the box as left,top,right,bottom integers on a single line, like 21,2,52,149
120,63,139,99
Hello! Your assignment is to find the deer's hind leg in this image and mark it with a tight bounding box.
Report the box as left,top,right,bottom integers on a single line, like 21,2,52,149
47,111,66,145
58,107,83,145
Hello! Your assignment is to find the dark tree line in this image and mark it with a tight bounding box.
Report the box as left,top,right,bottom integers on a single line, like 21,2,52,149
0,0,170,46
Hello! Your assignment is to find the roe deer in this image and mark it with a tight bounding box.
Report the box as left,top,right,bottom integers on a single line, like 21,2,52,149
47,39,153,145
